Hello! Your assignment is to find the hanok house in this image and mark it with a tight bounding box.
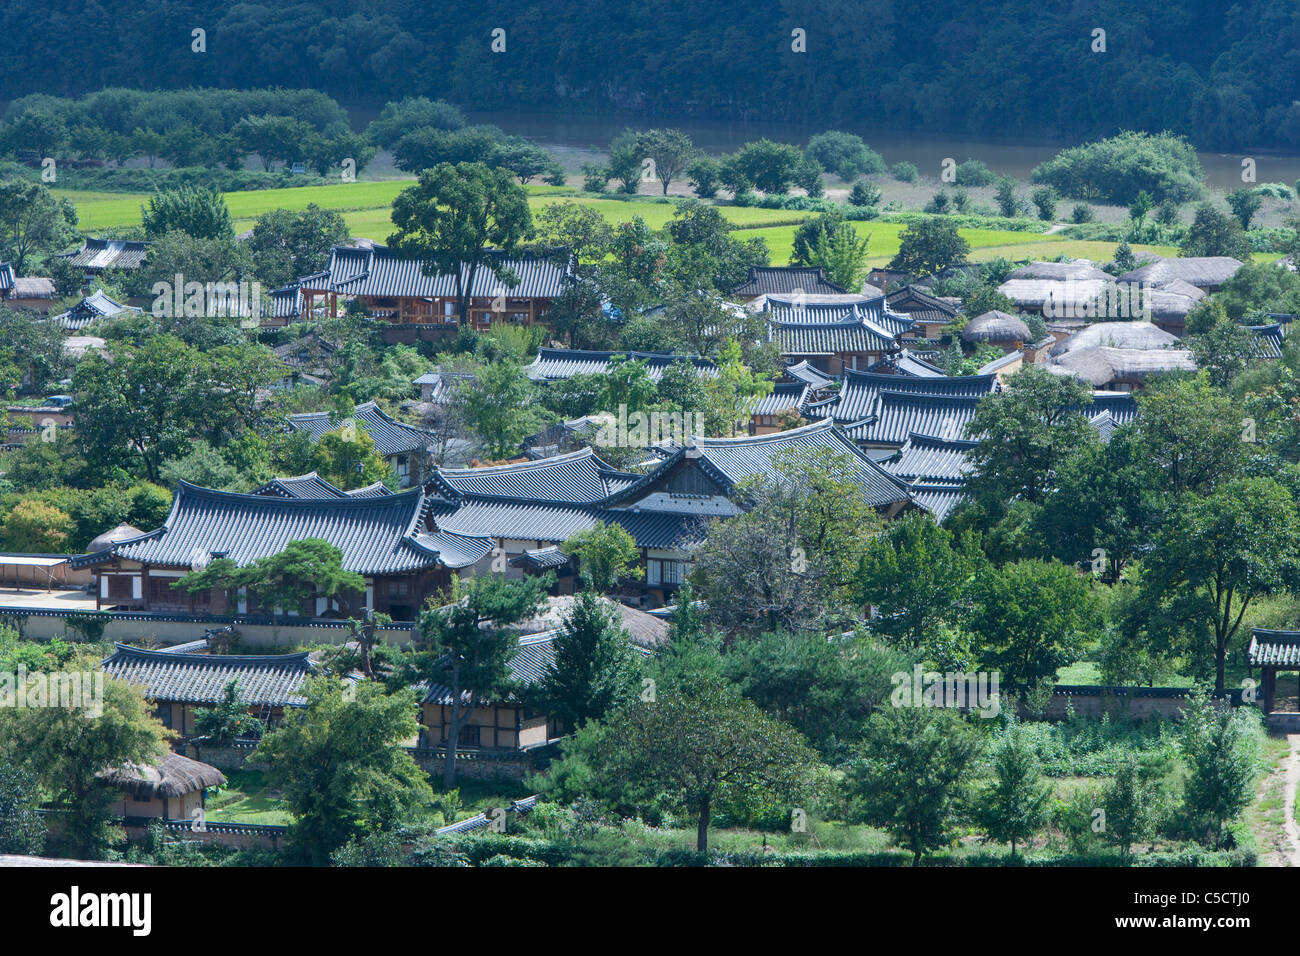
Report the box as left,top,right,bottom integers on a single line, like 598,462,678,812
815,367,999,452
47,288,139,331
53,237,149,279
425,424,916,606
762,294,913,375
1118,255,1245,293
524,347,718,384
0,264,57,312
729,265,848,305
71,481,495,622
418,597,663,750
102,642,314,733
1046,321,1195,391
886,285,961,340
101,752,226,823
296,243,573,333
287,401,436,488
1248,629,1300,721
960,310,1033,353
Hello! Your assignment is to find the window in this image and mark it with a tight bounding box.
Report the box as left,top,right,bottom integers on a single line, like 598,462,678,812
395,455,410,480
661,560,685,585
446,724,480,747
107,575,133,600
387,579,411,596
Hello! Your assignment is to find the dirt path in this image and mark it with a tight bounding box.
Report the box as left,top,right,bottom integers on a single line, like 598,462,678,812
1281,734,1300,867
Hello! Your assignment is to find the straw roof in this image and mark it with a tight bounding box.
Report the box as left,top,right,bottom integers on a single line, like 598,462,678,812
1118,256,1244,289
86,522,146,553
1049,346,1195,386
1051,321,1179,357
100,752,226,799
961,310,1032,343
1006,261,1110,281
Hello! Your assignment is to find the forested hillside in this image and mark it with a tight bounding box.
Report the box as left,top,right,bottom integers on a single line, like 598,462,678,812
4,0,1299,150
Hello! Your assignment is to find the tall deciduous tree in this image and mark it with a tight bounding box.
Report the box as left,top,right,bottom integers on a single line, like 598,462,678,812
975,717,1051,854
967,559,1100,691
855,512,984,653
0,675,169,856
965,365,1098,508
846,706,982,865
405,574,551,787
637,128,695,195
254,676,432,864
0,179,78,272
388,162,533,326
693,445,882,635
562,522,643,592
591,674,817,851
1137,476,1300,692
888,217,970,279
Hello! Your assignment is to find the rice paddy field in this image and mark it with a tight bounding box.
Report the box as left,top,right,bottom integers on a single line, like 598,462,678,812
54,181,1180,269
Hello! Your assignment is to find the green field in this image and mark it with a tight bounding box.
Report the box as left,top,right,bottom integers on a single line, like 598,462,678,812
56,181,1172,269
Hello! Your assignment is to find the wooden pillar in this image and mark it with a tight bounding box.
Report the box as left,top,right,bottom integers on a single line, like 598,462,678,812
1265,667,1276,714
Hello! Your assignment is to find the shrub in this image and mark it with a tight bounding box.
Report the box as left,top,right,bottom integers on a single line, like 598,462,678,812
891,161,919,182
955,159,997,187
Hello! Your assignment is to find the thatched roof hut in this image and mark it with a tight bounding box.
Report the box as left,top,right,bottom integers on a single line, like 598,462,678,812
961,310,1032,344
1118,256,1244,290
99,753,226,800
1048,345,1196,387
1006,261,1110,282
1051,321,1180,357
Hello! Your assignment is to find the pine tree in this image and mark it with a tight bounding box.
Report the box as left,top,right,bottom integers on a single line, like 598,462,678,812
540,590,640,728
975,717,1050,854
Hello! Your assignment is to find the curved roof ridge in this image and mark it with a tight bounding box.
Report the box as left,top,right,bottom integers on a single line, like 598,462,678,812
107,643,312,667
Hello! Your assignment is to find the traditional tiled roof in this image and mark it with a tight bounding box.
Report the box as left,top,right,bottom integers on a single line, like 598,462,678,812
730,265,846,297
783,360,836,389
882,432,977,482
850,391,983,446
750,381,810,417
908,483,966,524
422,631,559,705
0,263,11,294
1248,323,1287,360
306,244,571,299
828,368,998,423
48,289,137,331
885,285,960,324
253,472,349,499
288,401,433,457
56,238,149,273
267,281,305,320
524,348,717,382
682,419,912,507
72,481,471,575
770,315,900,356
867,349,948,377
429,448,638,504
1249,629,1300,667
508,546,572,571
102,643,313,706
1088,391,1140,427
431,498,704,551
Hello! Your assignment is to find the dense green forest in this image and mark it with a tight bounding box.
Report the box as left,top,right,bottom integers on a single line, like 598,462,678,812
3,0,1299,151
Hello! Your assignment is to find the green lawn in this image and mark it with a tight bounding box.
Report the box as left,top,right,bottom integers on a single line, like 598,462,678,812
204,768,291,826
